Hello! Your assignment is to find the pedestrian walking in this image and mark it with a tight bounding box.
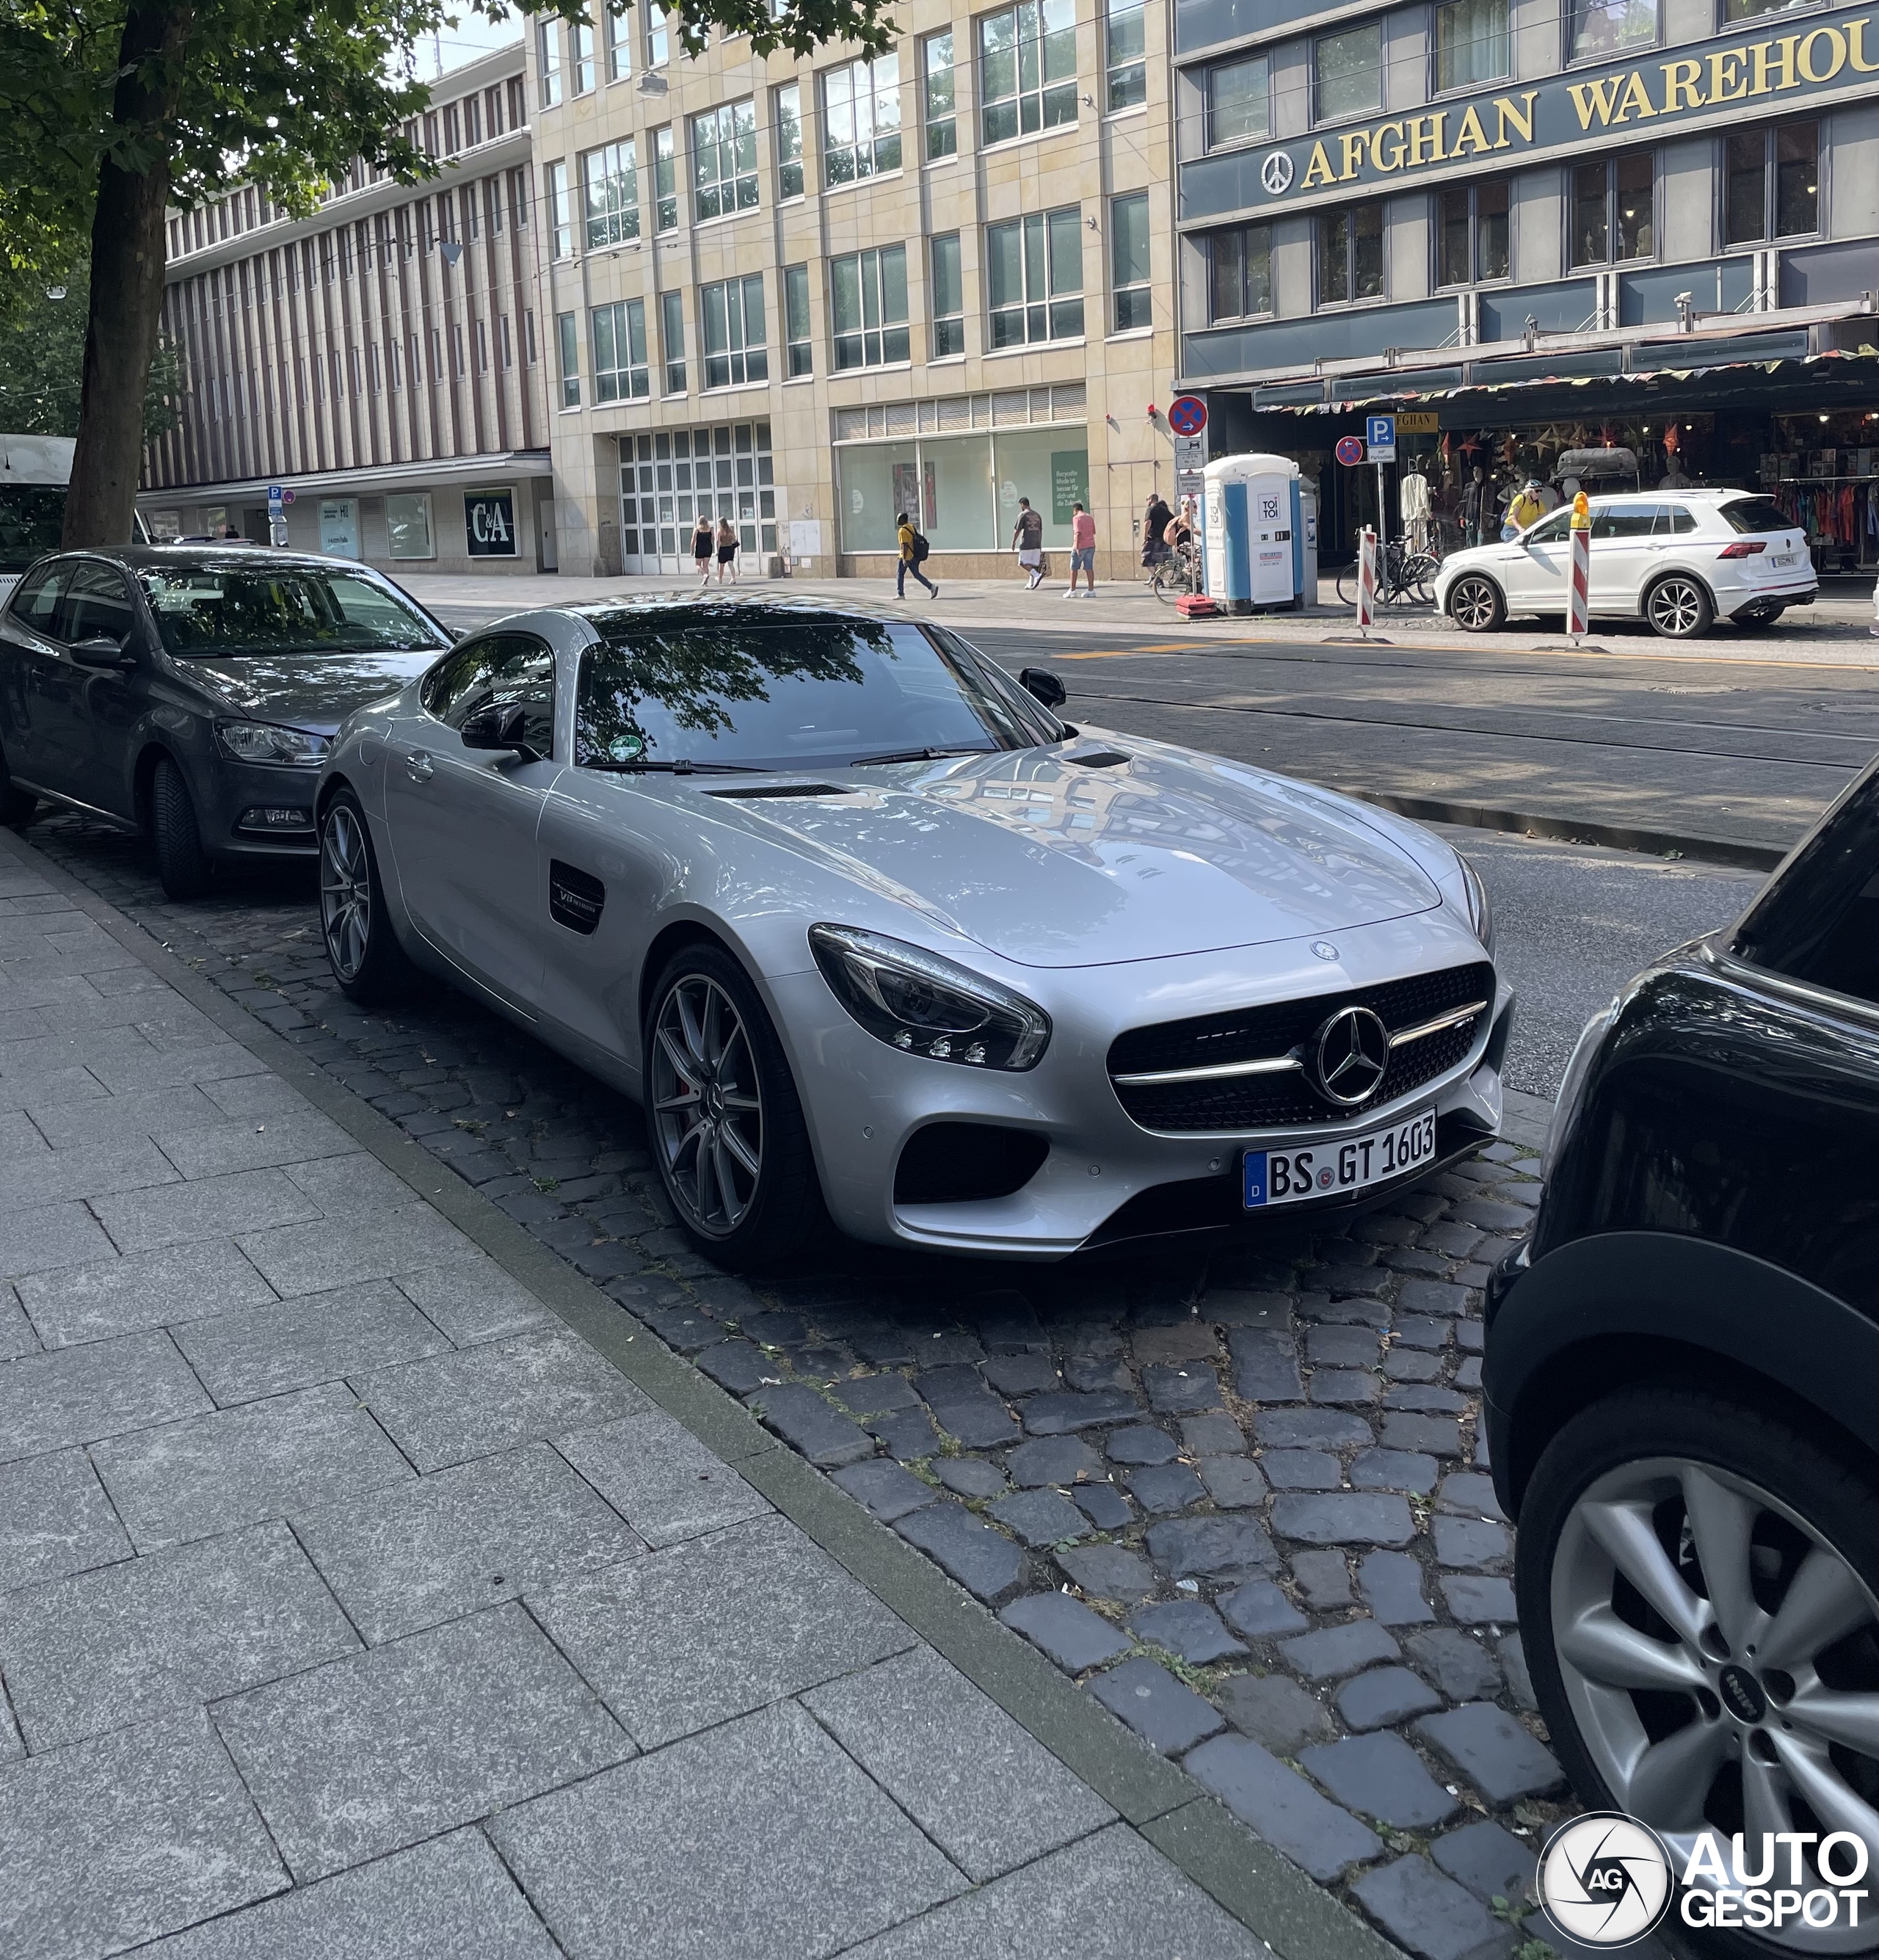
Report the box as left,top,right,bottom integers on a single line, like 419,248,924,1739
691,513,714,586
895,510,938,598
1065,501,1097,597
1011,496,1044,589
714,516,738,583
1142,490,1173,574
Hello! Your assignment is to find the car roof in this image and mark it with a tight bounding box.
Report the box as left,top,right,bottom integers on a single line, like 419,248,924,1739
45,545,376,574
564,592,931,634
1577,488,1759,505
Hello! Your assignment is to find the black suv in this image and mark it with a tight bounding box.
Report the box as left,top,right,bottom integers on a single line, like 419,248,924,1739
1486,763,1879,1954
0,548,451,897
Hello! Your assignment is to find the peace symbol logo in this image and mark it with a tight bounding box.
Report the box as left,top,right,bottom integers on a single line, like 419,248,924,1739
1260,150,1294,196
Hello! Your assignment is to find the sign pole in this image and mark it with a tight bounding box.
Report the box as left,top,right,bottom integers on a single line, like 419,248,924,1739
1567,490,1591,642
1356,525,1377,639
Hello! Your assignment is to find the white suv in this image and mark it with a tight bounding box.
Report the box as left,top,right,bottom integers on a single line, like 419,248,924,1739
1435,490,1816,639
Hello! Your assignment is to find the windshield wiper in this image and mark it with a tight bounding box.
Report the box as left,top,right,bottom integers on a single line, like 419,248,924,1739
848,745,996,768
581,758,763,774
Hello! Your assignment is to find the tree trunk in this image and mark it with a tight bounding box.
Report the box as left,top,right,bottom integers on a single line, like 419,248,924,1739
62,0,194,548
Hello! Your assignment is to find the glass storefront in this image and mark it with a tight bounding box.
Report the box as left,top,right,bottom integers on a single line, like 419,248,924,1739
618,419,778,573
835,425,1088,551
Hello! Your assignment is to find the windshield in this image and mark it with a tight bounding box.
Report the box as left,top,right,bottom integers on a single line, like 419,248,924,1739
1720,496,1793,536
135,565,448,657
0,486,66,573
574,616,1060,771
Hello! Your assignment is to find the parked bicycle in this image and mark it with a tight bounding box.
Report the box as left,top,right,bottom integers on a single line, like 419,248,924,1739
1334,534,1442,609
1151,541,1202,604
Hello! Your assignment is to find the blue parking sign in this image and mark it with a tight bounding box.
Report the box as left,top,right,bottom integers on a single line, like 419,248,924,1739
1366,415,1396,450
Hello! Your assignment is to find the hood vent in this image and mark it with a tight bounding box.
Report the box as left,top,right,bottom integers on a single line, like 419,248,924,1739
704,783,856,799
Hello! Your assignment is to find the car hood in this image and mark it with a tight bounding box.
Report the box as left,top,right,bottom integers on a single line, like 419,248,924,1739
710,738,1444,968
175,650,443,733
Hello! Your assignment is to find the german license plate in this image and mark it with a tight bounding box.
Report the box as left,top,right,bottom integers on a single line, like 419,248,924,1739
1771,552,1797,567
1244,1108,1437,1208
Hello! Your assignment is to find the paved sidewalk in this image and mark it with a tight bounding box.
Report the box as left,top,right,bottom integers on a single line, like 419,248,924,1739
0,842,1317,1959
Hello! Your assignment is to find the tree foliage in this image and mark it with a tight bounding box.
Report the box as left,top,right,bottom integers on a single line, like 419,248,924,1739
0,269,183,439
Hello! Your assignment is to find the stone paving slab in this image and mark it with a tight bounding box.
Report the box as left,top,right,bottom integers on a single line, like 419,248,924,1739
554,1404,771,1547
0,1448,133,1592
18,1238,277,1349
0,1327,211,1462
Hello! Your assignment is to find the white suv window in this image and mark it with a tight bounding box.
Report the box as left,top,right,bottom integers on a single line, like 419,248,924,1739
1522,511,1572,544
1720,496,1791,535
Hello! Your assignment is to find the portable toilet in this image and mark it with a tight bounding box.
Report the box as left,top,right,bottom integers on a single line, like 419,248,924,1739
1202,454,1307,612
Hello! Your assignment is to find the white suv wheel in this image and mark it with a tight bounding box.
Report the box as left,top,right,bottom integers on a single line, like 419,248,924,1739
1646,576,1713,640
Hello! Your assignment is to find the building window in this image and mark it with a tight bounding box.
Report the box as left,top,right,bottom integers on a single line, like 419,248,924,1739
445,104,461,154
1723,0,1805,18
923,31,958,159
1106,0,1146,111
1317,200,1384,305
693,101,758,219
832,247,909,369
593,299,650,401
556,313,580,407
1436,181,1508,286
1725,120,1818,247
653,127,678,231
1433,0,1508,92
979,1,1077,147
606,6,631,80
387,494,434,560
785,263,813,375
661,290,686,392
931,233,965,355
1207,54,1268,147
1566,0,1657,62
572,20,595,92
776,81,804,198
545,162,573,258
1209,222,1273,321
539,21,563,106
986,206,1083,346
823,55,901,184
582,142,640,248
645,1,669,66
1314,21,1382,123
701,274,767,387
1569,152,1654,266
1109,192,1151,331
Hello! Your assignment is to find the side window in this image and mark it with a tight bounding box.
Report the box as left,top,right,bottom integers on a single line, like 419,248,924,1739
1524,511,1572,545
8,562,70,634
1591,506,1654,540
421,633,556,755
1733,771,1879,1007
56,562,137,645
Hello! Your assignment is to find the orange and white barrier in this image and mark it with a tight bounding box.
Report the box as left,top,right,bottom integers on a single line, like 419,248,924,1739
1567,492,1590,640
1356,526,1377,636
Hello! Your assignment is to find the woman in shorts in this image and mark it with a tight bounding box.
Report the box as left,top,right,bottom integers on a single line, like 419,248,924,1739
714,517,738,583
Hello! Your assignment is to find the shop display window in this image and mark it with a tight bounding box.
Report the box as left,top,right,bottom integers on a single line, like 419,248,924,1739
1317,201,1384,307
1209,223,1273,322
1724,120,1818,247
1436,182,1509,287
1569,152,1654,268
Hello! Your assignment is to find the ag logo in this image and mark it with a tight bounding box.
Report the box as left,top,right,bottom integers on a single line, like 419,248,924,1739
1260,150,1294,195
1537,1813,1673,1948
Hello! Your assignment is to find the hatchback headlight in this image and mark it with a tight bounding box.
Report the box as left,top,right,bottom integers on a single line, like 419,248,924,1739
810,924,1051,1070
216,721,329,767
1459,856,1495,955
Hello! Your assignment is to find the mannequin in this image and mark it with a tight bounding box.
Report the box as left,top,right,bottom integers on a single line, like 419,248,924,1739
1659,459,1691,490
1461,466,1486,545
1400,459,1433,548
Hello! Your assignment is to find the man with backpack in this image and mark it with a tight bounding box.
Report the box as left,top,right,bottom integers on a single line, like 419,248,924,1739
896,510,937,598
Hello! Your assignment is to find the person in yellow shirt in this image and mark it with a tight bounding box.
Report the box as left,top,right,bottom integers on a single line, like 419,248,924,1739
895,510,937,598
1508,479,1549,533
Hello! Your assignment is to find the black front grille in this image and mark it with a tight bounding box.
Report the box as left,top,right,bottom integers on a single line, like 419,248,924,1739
1109,961,1493,1134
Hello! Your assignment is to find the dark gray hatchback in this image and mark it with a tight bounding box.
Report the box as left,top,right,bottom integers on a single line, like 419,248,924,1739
0,546,452,896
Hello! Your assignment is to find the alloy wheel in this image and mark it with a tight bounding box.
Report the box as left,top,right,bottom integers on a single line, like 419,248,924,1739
1551,1455,1879,1952
1450,577,1500,630
650,973,764,1235
319,805,371,982
1649,578,1707,637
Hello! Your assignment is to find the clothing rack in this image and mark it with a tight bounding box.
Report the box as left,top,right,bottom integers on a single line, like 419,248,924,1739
1771,480,1878,565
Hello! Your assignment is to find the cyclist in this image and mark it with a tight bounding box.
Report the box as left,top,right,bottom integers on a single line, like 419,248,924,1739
1505,478,1548,535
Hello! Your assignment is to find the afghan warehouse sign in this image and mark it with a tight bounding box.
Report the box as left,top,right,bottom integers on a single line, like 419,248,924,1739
1198,2,1879,210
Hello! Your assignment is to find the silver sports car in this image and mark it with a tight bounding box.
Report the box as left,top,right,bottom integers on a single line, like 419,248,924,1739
315,597,1509,1266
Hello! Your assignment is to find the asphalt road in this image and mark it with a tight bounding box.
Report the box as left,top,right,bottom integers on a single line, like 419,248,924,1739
963,626,1879,863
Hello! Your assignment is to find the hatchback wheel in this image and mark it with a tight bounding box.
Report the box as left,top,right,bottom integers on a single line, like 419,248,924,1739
318,789,417,1001
1518,1384,1879,1957
645,943,826,1268
1447,575,1505,632
1646,575,1714,639
151,756,213,900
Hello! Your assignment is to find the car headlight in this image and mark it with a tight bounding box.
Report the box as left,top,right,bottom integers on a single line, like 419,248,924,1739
1544,1001,1616,1175
215,721,329,767
1459,855,1495,955
810,924,1051,1070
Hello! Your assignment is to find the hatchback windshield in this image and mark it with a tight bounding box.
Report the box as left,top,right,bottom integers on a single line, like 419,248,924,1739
1720,496,1793,536
575,615,1059,770
136,565,448,657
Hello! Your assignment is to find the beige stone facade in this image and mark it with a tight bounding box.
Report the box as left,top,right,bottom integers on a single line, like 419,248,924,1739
532,0,1182,583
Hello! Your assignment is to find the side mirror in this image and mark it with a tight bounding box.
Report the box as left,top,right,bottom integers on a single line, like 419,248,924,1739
71,636,133,669
460,700,542,763
1019,667,1067,710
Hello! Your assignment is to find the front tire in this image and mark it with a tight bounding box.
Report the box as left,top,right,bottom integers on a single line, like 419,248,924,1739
151,756,214,900
1517,1384,1879,1959
1447,575,1506,632
644,942,827,1269
318,788,418,1003
1646,575,1714,639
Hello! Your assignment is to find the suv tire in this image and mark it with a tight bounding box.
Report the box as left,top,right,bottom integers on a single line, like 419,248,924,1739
1517,1382,1879,1958
151,755,214,900
1645,574,1714,640
644,941,829,1270
1447,575,1506,633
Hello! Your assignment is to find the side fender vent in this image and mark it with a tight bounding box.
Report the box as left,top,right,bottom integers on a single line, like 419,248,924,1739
894,1123,1050,1205
549,860,606,935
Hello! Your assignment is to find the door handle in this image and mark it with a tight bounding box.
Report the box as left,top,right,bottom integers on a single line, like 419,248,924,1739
404,749,433,783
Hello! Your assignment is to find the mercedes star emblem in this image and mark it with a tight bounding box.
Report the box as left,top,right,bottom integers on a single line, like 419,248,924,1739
1260,150,1295,195
1314,1005,1391,1107
1311,941,1340,962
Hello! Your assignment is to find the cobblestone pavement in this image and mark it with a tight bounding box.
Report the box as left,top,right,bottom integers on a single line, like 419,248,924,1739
21,811,1629,1960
